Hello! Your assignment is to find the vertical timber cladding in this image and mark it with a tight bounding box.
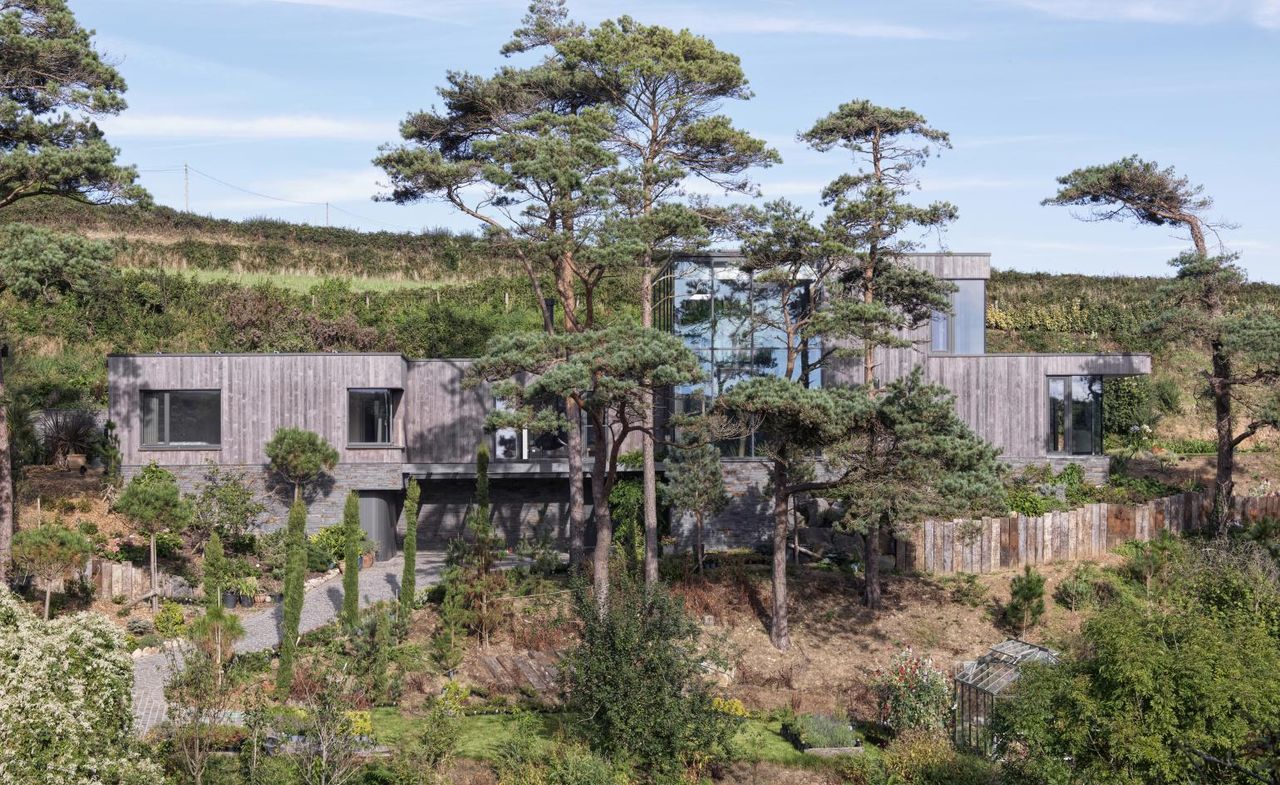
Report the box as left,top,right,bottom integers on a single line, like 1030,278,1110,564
109,353,409,536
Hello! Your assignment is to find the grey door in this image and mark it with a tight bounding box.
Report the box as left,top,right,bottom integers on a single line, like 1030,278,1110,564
358,491,400,562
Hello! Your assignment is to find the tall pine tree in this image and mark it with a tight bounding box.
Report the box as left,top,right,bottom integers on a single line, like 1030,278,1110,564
509,2,778,584
0,0,147,581
1044,157,1280,531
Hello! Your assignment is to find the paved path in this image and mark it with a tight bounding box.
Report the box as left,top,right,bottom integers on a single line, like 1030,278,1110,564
132,552,447,734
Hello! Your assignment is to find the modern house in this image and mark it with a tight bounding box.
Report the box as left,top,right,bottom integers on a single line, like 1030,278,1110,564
107,252,1150,556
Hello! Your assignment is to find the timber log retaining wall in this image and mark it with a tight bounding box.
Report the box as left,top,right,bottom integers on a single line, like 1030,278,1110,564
899,491,1280,576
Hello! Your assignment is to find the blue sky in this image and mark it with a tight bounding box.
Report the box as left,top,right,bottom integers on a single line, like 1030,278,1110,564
77,0,1280,281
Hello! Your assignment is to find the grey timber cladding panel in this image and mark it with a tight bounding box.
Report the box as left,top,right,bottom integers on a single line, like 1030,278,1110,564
109,354,407,467
404,360,492,464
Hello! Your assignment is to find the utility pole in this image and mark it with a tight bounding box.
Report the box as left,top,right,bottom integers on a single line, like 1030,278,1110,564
325,202,330,227
183,163,189,212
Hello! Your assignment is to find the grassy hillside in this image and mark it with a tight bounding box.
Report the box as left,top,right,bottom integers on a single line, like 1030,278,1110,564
0,196,520,286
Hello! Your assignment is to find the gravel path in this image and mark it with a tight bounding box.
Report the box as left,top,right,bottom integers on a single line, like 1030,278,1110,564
132,552,447,735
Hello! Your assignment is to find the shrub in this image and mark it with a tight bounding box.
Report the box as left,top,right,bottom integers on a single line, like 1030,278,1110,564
154,601,187,638
563,574,739,782
1053,564,1099,611
874,649,951,736
126,617,154,636
945,573,988,608
1006,566,1046,634
0,589,165,781
781,712,860,750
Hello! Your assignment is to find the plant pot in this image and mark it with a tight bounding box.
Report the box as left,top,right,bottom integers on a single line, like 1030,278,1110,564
239,594,254,608
222,591,238,610
362,552,375,568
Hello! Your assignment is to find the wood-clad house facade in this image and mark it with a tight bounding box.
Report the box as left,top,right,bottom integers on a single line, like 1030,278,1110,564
108,252,1151,557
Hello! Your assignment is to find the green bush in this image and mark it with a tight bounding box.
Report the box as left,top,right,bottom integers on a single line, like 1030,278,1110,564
780,712,860,750
874,649,951,735
945,573,988,608
154,601,187,638
1053,564,1100,611
563,574,739,782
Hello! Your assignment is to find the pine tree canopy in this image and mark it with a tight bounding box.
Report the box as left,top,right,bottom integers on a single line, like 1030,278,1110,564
0,0,146,209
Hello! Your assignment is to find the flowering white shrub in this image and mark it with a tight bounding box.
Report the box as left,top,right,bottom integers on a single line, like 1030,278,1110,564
0,588,162,784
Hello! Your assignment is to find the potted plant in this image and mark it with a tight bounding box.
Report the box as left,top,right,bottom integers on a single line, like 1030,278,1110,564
361,536,378,568
237,576,259,607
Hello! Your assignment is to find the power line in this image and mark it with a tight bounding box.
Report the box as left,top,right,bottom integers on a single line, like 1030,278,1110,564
134,163,419,232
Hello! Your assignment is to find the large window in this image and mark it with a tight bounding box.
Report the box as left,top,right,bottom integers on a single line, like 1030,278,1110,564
1048,375,1103,455
930,279,986,355
141,390,221,447
348,388,396,445
669,259,821,457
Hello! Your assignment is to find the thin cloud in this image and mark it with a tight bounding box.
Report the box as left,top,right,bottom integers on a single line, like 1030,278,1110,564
920,177,1037,192
103,114,396,142
250,0,509,22
699,15,955,40
997,0,1280,28
957,133,1083,149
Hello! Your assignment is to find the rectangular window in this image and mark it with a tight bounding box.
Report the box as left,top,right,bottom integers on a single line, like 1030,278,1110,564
930,279,986,355
1048,375,1103,455
348,388,394,445
141,390,221,447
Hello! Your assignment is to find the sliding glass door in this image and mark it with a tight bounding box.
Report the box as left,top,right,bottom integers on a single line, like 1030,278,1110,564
1048,375,1103,455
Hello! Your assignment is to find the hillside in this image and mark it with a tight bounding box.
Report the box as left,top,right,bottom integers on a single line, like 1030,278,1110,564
4,201,1279,451
0,196,521,287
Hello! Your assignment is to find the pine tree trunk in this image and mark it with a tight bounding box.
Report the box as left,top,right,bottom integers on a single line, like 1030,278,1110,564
567,398,586,567
770,463,790,651
695,511,704,573
1212,340,1236,534
590,434,612,609
641,267,659,586
43,584,52,620
150,532,159,612
864,520,882,610
0,357,12,586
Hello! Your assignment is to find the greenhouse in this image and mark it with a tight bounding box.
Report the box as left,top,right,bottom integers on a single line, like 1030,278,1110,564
954,639,1059,753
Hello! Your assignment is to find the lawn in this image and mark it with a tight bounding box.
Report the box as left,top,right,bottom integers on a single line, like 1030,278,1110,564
371,709,821,767
153,267,449,293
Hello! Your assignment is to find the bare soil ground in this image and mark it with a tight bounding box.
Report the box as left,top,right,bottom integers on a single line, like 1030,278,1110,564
1126,451,1280,496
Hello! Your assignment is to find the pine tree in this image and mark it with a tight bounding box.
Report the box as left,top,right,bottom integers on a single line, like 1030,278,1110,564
473,324,702,606
1007,566,1046,635
1044,157,1280,532
660,437,728,572
509,4,778,585
399,479,421,620
264,428,338,504
0,0,147,582
342,491,360,628
277,499,307,692
800,100,963,609
115,463,191,611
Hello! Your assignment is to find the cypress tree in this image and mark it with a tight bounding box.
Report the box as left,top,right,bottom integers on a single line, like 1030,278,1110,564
277,500,307,692
203,530,227,610
342,491,360,628
399,480,421,620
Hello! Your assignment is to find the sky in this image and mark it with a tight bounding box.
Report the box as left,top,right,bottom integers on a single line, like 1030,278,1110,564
76,0,1280,281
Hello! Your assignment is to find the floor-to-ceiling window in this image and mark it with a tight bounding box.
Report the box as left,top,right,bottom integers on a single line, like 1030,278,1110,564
930,279,986,355
1048,375,1103,455
669,258,821,457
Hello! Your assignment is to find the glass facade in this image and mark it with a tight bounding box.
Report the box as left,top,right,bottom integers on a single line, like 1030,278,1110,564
1048,375,1103,455
930,279,986,355
669,258,821,457
141,390,221,447
348,388,394,445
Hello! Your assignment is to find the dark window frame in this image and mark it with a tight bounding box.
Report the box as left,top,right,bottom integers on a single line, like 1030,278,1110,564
347,388,399,447
1047,375,1103,456
140,389,222,449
